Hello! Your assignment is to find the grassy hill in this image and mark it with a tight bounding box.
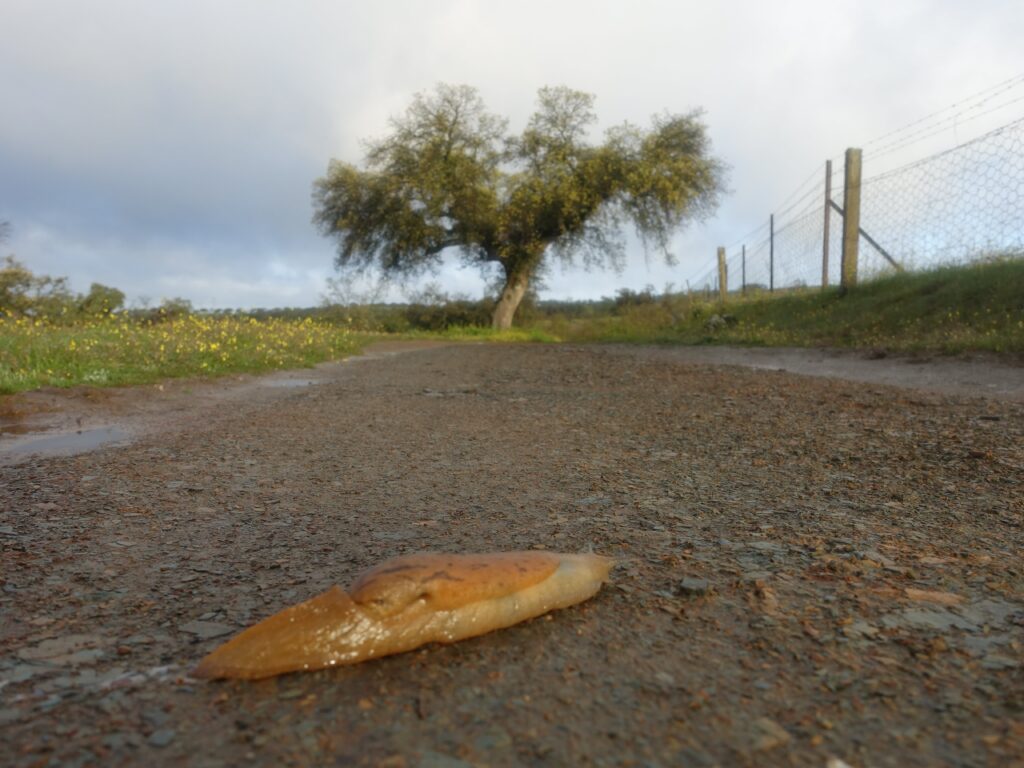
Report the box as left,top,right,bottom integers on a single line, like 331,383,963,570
532,258,1024,356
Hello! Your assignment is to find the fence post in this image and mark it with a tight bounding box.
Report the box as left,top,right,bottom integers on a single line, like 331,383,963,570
841,148,862,289
822,159,832,288
741,244,746,295
769,214,775,292
717,247,727,302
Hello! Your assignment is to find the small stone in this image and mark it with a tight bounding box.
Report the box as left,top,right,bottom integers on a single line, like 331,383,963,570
905,588,965,606
102,733,128,751
654,671,676,687
0,708,23,726
857,549,896,568
17,634,106,665
881,609,976,632
142,708,171,727
178,621,235,640
748,541,786,553
148,728,176,748
842,620,880,640
980,654,1019,671
122,634,155,646
960,633,1013,657
677,577,710,596
471,726,512,753
749,717,791,751
957,599,1020,628
5,663,52,683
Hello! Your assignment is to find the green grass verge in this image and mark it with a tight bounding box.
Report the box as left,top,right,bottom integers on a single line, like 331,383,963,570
531,259,1024,355
0,314,364,395
399,326,561,343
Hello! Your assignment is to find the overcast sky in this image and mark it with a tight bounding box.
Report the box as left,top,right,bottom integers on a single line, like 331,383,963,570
1,1,1022,308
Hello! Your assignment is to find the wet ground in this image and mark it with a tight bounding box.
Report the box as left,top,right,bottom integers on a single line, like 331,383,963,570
1,343,1022,766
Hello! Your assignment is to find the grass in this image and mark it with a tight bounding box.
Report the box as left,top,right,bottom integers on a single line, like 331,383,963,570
400,326,561,343
0,313,362,395
530,258,1024,356
2,259,1019,396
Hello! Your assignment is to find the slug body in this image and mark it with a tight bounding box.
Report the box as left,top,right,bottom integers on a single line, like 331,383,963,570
192,551,613,680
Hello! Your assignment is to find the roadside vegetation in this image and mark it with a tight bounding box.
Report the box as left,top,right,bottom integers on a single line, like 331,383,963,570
0,258,360,394
0,255,1020,395
0,311,360,395
318,257,1023,356
534,256,1024,355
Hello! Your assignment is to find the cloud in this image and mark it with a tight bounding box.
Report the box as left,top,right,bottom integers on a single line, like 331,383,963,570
1,0,1022,307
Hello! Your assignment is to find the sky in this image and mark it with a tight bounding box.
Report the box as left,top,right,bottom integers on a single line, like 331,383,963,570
1,0,1022,309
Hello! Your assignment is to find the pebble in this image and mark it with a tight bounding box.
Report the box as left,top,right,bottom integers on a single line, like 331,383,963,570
881,609,976,632
677,577,710,596
748,717,791,751
178,621,235,640
148,728,177,748
17,634,105,662
843,620,880,639
143,708,171,727
654,671,677,688
980,654,1019,671
0,707,23,726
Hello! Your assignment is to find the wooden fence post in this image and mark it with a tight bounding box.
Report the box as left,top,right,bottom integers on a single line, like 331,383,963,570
717,247,727,302
841,148,862,289
822,159,832,288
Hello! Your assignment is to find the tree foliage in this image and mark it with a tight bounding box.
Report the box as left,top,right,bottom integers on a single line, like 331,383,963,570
0,256,127,319
0,256,75,317
313,84,725,328
79,283,126,315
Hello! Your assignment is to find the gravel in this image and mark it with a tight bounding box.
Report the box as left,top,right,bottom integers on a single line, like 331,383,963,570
1,343,1022,766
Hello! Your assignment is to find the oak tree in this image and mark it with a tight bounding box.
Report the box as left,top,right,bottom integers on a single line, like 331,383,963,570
313,84,724,328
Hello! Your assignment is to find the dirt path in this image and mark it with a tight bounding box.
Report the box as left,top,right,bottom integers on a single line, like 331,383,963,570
604,345,1024,402
1,344,1022,766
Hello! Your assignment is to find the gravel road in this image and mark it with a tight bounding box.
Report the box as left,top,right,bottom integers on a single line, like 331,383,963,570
1,343,1022,767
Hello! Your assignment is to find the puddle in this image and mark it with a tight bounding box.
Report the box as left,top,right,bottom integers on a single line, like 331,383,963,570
1,427,131,459
262,379,320,389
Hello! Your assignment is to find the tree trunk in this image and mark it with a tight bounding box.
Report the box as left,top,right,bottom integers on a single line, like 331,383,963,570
492,267,530,330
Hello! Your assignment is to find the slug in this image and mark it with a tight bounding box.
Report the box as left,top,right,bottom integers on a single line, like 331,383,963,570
192,550,614,680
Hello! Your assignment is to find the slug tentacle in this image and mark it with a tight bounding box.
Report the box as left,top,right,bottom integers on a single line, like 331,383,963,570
191,551,613,680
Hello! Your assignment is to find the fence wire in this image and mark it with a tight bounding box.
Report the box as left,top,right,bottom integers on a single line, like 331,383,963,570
695,113,1024,294
859,117,1024,272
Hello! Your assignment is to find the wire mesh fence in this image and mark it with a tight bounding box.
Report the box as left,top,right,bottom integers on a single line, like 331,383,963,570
859,117,1024,272
692,108,1024,295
